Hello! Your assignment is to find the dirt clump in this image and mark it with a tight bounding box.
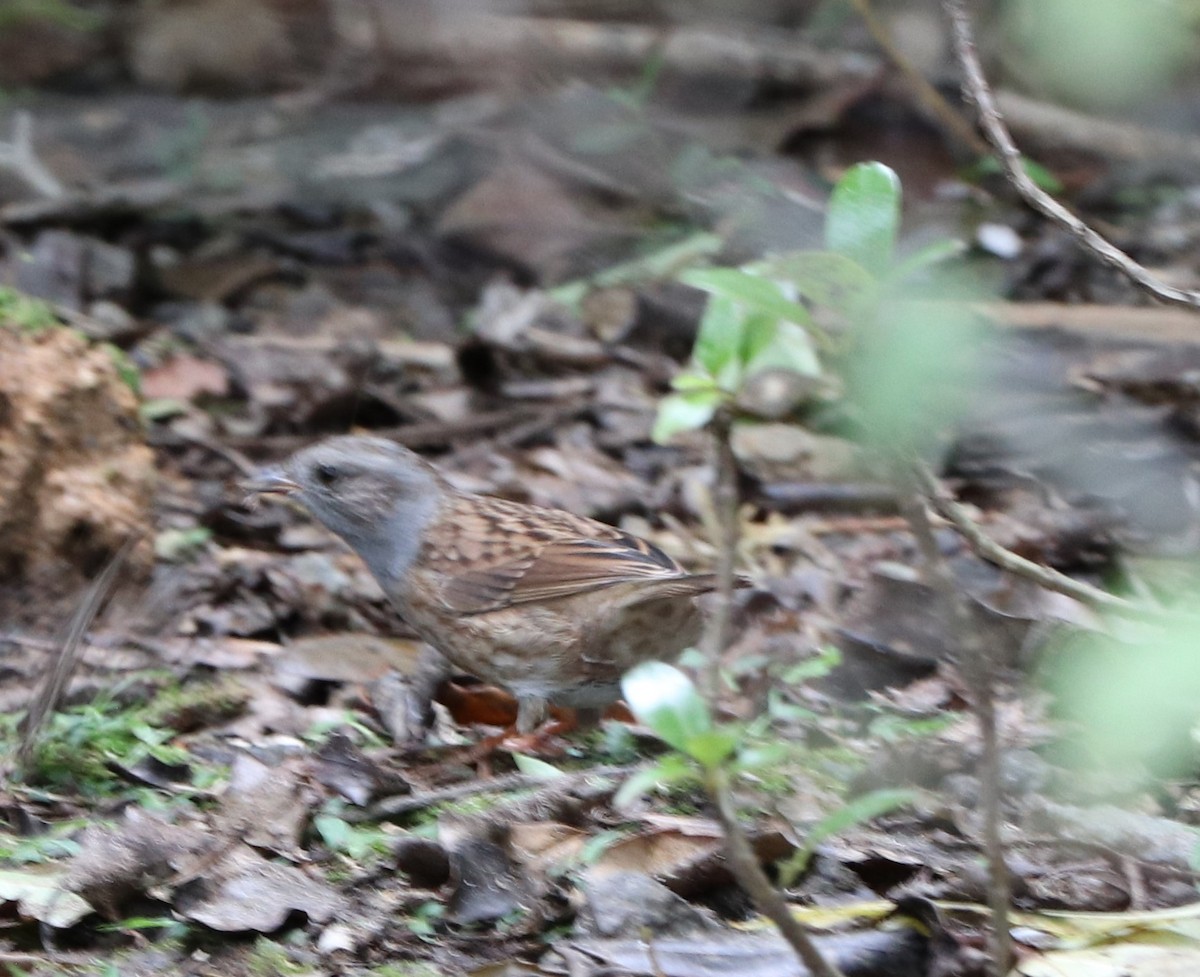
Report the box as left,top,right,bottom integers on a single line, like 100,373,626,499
0,324,155,590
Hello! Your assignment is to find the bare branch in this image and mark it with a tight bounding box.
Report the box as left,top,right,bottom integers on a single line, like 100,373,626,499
942,0,1200,311
912,462,1141,614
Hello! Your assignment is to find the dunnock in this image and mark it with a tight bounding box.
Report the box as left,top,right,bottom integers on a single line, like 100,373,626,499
248,436,718,733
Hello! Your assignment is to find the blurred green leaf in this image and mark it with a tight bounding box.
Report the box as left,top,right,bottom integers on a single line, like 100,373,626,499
622,662,712,755
314,814,350,853
731,742,790,773
513,754,566,780
743,319,821,379
782,647,843,684
684,728,741,769
754,251,878,320
890,238,967,283
670,368,719,393
826,162,901,277
693,294,746,379
1046,616,1200,776
681,267,813,329
154,527,212,563
652,389,722,443
1001,0,1188,112
139,398,188,423
548,232,723,309
613,754,700,808
778,788,915,886
101,343,140,394
845,276,984,456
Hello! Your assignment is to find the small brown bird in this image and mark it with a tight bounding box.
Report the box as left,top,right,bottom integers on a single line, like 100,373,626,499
248,436,718,734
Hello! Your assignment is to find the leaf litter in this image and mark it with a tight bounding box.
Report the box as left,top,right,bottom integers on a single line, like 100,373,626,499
5,8,1200,975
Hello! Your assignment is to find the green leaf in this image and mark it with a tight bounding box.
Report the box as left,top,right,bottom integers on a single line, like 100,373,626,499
743,320,821,379
621,662,712,755
101,343,140,394
754,251,878,319
512,754,566,780
652,389,722,443
782,646,843,684
826,162,901,277
138,398,189,423
681,267,813,329
890,238,967,283
579,829,627,865
766,688,816,723
693,294,746,378
314,814,350,853
684,728,741,769
613,754,699,808
778,788,914,887
153,527,212,563
670,367,720,393
731,742,790,773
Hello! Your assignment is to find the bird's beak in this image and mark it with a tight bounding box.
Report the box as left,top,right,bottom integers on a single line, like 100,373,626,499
243,466,301,498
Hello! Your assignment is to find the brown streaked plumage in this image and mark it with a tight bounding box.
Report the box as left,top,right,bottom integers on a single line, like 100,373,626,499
247,435,719,733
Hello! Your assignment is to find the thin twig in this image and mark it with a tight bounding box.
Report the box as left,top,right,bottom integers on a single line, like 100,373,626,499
942,0,1200,311
846,0,988,156
896,476,1012,975
696,415,841,976
709,768,845,977
972,661,1012,976
700,410,739,704
911,461,1143,616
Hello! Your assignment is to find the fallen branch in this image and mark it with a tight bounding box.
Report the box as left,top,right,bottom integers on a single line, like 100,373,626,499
942,0,1200,311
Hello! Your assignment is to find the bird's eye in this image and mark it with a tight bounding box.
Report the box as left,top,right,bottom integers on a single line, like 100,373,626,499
314,463,340,486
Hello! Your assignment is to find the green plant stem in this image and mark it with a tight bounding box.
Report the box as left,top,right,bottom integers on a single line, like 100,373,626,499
973,668,1012,976
701,409,739,704
708,767,845,977
900,474,1013,976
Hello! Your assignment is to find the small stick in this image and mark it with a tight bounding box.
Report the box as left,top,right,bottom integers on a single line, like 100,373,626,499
942,0,1200,311
912,461,1141,616
699,410,739,704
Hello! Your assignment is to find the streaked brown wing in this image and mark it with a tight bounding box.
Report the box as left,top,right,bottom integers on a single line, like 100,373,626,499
426,492,702,614
440,532,697,614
